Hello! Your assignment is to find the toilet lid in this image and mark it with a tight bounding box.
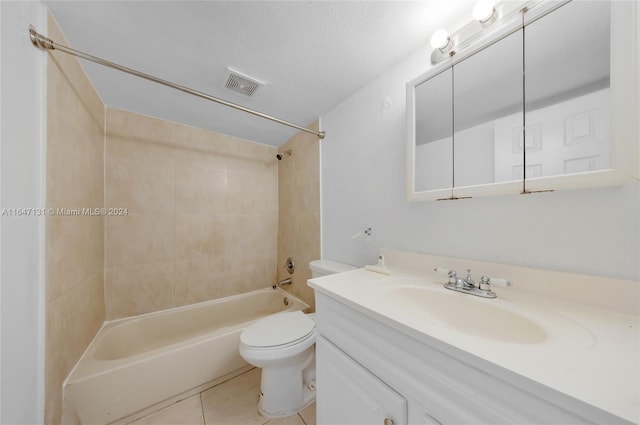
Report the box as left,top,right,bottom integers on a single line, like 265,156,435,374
241,311,315,348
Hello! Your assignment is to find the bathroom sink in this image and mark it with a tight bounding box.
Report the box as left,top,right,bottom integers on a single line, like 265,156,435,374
383,285,548,344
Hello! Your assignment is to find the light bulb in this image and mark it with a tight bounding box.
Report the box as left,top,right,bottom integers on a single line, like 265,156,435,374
473,0,496,23
430,29,450,50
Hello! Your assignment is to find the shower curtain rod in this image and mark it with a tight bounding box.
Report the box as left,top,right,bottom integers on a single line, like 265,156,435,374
28,26,325,140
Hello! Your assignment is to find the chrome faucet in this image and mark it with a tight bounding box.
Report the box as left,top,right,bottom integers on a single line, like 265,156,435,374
446,269,474,288
439,268,497,298
277,277,292,286
272,277,292,289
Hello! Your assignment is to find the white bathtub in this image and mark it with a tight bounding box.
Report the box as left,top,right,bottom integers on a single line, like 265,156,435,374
62,287,309,425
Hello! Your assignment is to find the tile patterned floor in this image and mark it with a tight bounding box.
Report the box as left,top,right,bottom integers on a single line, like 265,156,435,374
127,369,316,425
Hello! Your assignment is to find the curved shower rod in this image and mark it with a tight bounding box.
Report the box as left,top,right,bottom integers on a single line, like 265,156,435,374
28,26,325,140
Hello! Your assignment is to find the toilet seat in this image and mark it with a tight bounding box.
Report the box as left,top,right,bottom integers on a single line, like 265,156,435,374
241,311,315,349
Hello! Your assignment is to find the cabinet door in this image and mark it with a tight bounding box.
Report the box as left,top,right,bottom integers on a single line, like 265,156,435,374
524,0,611,184
453,28,523,189
316,336,407,425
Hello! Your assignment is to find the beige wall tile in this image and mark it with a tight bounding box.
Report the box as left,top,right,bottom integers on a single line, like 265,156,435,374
45,13,105,424
176,165,227,214
106,213,176,267
296,168,320,213
224,255,278,295
226,136,276,175
106,159,175,213
227,168,278,215
107,108,176,145
225,214,278,258
45,272,104,425
252,214,279,256
46,14,104,127
276,121,321,308
176,214,227,261
174,257,227,306
46,214,104,301
173,124,230,172
295,213,321,258
106,134,176,167
46,60,104,208
104,108,279,318
105,262,176,319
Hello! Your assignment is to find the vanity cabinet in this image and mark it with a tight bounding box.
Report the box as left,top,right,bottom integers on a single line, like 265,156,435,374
314,291,630,425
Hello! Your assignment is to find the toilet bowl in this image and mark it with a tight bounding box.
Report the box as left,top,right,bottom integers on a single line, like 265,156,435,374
239,259,356,418
239,311,316,418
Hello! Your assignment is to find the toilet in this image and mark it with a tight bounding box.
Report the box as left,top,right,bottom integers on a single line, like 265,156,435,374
239,259,356,418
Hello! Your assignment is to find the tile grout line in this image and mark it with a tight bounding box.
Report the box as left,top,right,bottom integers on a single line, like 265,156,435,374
199,391,207,425
298,412,308,425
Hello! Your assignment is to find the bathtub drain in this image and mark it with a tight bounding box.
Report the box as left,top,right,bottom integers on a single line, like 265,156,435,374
283,297,289,306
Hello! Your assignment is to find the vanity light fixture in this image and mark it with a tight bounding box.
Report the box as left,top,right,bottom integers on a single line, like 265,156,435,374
473,0,497,25
429,0,542,65
430,29,452,51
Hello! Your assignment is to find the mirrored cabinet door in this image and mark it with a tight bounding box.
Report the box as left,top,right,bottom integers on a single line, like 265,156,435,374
453,29,523,189
406,0,637,202
414,69,453,192
524,1,611,184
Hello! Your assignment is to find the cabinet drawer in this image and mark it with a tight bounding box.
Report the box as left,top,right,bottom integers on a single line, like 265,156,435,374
317,335,407,425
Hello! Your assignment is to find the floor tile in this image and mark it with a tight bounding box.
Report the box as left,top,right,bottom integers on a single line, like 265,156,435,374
127,394,204,425
127,368,316,425
298,403,316,425
265,414,306,425
201,368,265,425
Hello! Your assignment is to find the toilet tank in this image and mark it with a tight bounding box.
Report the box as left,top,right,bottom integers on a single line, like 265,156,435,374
309,259,357,278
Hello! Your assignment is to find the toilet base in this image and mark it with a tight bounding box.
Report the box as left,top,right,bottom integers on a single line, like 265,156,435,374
258,348,316,418
259,393,315,419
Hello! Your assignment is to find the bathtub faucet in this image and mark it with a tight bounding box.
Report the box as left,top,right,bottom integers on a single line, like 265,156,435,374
276,277,292,288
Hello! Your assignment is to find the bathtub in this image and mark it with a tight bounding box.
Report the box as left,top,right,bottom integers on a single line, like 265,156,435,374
62,287,309,425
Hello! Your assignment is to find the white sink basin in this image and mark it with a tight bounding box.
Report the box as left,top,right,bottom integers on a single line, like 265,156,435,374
383,285,548,344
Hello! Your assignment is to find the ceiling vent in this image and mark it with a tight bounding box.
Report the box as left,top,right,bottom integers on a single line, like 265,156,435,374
223,68,264,97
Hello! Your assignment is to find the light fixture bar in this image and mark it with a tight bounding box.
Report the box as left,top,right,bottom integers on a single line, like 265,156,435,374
430,0,542,65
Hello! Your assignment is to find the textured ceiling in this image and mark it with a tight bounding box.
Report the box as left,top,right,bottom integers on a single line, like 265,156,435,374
45,1,478,146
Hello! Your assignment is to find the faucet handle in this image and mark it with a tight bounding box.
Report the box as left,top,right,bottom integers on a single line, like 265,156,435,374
464,269,475,286
479,275,491,291
433,267,458,283
434,267,450,275
434,267,458,283
489,277,512,287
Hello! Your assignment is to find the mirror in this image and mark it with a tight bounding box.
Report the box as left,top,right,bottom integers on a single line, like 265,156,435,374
453,29,523,187
414,69,453,192
523,1,610,181
407,0,635,202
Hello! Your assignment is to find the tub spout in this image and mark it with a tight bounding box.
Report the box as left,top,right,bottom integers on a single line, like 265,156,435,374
278,278,292,287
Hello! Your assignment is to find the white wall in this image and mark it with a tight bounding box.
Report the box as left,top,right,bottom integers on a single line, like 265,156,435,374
0,2,46,423
321,44,640,281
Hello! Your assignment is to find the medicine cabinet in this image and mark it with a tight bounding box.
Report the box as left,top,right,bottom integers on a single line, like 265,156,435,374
406,0,638,202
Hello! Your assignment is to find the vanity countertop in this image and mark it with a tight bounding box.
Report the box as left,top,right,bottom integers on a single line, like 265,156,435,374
308,266,640,424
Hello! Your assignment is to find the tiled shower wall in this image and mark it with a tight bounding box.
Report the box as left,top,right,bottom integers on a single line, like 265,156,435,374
45,14,105,425
104,109,278,319
277,121,322,309
45,14,317,422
